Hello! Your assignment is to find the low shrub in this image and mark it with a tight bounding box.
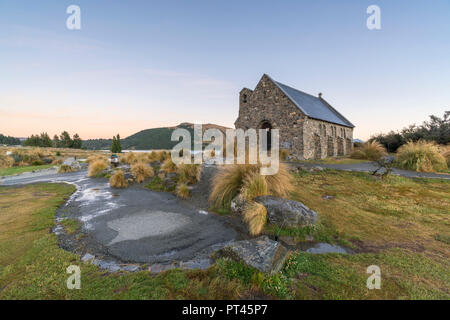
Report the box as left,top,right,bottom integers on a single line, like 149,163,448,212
32,160,43,166
350,141,387,161
279,149,289,161
209,162,293,209
177,164,202,184
0,154,14,168
242,201,267,236
58,165,75,173
175,183,190,199
161,157,177,173
395,140,448,172
109,170,128,188
88,159,108,177
131,162,154,183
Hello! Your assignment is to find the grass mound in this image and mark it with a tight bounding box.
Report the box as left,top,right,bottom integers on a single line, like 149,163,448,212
109,170,128,188
209,162,293,209
161,157,177,173
350,141,387,161
395,140,448,172
58,165,75,173
175,183,190,199
88,159,108,177
242,201,267,236
0,154,14,168
131,162,154,183
177,164,202,184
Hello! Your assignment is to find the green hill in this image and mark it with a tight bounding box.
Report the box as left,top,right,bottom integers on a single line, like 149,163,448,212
82,123,230,150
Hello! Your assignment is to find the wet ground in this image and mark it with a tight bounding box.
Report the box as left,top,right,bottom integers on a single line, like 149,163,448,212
0,169,238,271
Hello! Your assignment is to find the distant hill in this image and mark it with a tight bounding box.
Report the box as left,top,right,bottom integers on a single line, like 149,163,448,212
82,123,231,150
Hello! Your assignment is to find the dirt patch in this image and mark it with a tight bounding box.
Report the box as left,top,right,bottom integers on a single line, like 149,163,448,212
351,239,426,253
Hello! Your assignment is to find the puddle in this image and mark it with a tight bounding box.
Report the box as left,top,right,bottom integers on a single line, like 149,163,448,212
278,238,352,254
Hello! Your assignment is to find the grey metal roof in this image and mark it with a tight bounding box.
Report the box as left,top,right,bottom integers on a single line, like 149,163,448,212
267,75,354,128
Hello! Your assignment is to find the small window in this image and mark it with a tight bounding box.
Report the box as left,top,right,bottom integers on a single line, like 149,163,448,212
243,94,247,103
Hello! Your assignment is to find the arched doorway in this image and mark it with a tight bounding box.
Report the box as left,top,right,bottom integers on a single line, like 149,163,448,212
259,120,272,151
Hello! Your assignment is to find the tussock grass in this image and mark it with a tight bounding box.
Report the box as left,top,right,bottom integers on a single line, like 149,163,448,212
280,149,289,161
109,170,128,188
0,154,14,168
175,183,190,199
242,201,267,236
87,154,108,164
177,164,202,184
350,141,387,161
131,162,154,183
148,150,168,162
438,145,450,168
396,140,448,173
209,162,293,209
58,165,75,173
88,159,108,177
161,157,177,173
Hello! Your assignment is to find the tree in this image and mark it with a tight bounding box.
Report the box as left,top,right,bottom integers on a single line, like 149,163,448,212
110,134,122,153
72,133,83,149
53,134,60,148
60,131,72,148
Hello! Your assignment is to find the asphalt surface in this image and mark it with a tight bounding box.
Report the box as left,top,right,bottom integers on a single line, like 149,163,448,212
0,169,237,264
290,162,450,180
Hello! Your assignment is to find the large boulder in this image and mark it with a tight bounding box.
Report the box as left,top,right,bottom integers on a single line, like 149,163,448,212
255,196,317,228
213,236,288,274
230,194,247,214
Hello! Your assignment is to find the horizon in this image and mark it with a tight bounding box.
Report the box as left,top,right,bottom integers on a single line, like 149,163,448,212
1,0,449,140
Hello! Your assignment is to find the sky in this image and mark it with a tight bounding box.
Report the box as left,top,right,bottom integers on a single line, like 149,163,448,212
0,0,449,140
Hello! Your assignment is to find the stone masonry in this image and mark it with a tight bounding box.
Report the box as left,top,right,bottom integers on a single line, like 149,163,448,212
234,74,354,160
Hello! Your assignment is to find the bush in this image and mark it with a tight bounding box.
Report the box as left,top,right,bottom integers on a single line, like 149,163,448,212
109,170,128,188
58,165,75,173
209,162,293,209
177,164,202,184
350,141,387,161
242,201,267,236
161,157,177,173
131,162,154,183
0,154,14,168
175,183,190,199
395,140,448,172
88,159,108,177
32,160,43,166
439,145,450,168
279,149,289,161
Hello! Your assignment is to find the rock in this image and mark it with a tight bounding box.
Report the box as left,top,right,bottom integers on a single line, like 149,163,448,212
124,173,134,182
230,194,247,214
150,160,161,168
166,172,178,180
63,157,81,170
322,195,334,200
81,253,95,262
212,236,288,274
310,166,324,172
278,235,296,246
255,195,317,228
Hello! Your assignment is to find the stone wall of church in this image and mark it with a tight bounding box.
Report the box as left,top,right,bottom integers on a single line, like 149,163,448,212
234,74,354,160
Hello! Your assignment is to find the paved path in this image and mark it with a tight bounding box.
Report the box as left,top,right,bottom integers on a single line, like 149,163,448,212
289,162,450,180
0,170,237,266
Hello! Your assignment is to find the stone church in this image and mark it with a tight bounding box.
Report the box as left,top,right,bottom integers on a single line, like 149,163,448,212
234,74,355,160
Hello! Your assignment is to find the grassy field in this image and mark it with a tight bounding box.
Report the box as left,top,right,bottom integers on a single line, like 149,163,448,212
0,170,449,299
0,164,55,177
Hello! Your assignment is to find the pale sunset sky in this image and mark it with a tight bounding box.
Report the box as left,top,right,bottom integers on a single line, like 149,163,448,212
0,0,449,140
